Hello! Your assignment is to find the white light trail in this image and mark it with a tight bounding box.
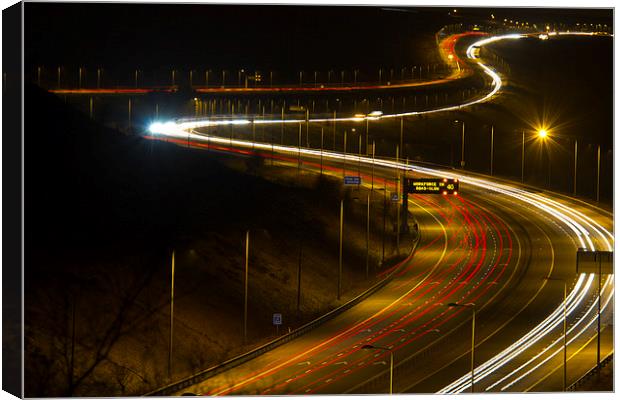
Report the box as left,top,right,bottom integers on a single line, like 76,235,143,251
149,33,523,135
148,30,613,394
498,276,614,391
438,273,614,393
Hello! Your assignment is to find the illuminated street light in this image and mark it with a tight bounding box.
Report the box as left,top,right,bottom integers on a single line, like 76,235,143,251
361,344,394,394
537,129,548,139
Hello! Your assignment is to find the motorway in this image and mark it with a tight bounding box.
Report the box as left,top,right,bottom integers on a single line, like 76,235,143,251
144,30,613,394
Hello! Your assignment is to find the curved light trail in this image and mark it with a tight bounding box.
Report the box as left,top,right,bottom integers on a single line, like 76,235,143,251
145,30,613,394
439,273,613,393
150,32,521,134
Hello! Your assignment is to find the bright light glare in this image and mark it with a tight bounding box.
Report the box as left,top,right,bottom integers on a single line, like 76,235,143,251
149,121,178,135
537,129,548,138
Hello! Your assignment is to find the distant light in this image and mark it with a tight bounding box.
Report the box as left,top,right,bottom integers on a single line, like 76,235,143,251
149,122,163,134
149,121,178,135
453,9,457,13
453,191,458,196
538,34,549,40
538,129,548,139
193,97,198,101
368,111,383,117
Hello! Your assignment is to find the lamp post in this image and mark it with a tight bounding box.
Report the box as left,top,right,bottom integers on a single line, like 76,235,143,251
537,129,549,187
521,130,525,182
573,138,578,196
168,250,175,378
596,145,601,202
490,125,494,175
244,230,250,343
361,344,394,394
338,199,344,300
545,277,568,391
460,121,465,168
447,302,476,393
366,192,370,279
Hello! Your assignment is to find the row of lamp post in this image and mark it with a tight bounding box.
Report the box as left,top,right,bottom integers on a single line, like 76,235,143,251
455,120,602,201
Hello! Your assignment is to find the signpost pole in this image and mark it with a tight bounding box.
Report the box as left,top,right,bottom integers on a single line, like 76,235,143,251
343,130,347,177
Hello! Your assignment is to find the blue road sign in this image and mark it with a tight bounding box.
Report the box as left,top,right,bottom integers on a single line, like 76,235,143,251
273,313,283,326
391,193,399,202
344,176,362,185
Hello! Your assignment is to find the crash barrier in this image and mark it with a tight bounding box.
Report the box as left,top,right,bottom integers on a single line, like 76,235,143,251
146,233,420,396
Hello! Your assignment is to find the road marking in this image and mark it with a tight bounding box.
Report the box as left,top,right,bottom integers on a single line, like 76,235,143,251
325,378,333,383
373,361,387,365
297,361,311,366
208,194,448,396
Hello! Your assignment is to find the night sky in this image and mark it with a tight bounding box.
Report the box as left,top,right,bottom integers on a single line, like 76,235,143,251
25,4,449,72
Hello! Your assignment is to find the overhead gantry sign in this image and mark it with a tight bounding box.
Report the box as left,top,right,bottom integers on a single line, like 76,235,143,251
406,178,459,195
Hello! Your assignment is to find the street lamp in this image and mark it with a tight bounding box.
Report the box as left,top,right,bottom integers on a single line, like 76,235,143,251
537,129,548,139
536,127,550,187
545,277,568,391
447,302,476,393
361,344,394,394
